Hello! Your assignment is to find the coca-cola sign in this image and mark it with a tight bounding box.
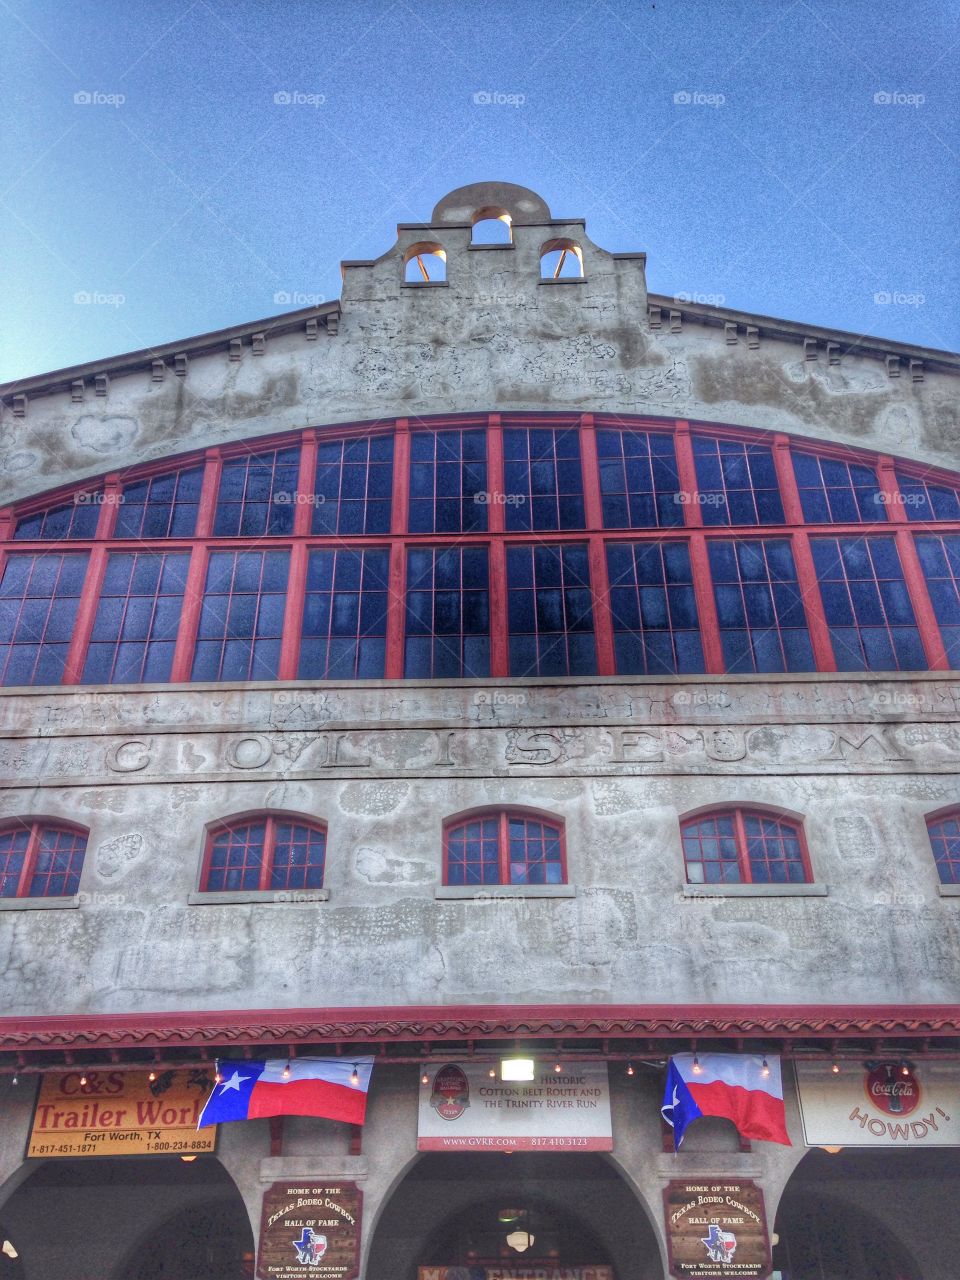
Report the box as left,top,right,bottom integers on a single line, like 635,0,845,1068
865,1062,920,1117
796,1060,960,1147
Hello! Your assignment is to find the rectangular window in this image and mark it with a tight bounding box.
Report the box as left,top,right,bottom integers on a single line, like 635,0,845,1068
82,551,189,683
405,546,490,678
503,426,585,531
0,552,90,686
270,821,326,892
114,467,203,538
213,448,299,537
682,813,743,884
408,429,488,533
708,539,815,673
915,534,960,666
897,471,960,521
191,550,289,681
14,497,99,541
597,429,683,528
508,815,564,885
811,536,926,671
507,544,596,676
606,541,704,674
792,452,884,523
298,547,389,679
312,435,394,535
692,436,784,526
743,813,808,883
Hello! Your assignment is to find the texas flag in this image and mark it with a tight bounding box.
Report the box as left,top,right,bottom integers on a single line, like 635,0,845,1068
198,1057,374,1128
660,1052,791,1150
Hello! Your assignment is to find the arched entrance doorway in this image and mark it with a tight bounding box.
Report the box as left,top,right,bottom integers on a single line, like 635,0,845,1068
367,1152,662,1280
0,1156,253,1280
772,1147,957,1278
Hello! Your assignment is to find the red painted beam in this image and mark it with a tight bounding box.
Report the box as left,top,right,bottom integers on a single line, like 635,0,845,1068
3,1003,959,1053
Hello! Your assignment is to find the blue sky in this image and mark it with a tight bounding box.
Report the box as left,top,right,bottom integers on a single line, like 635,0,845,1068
2,0,957,382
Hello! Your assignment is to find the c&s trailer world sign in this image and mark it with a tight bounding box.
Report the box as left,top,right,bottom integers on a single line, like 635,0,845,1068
27,1068,217,1157
417,1061,612,1151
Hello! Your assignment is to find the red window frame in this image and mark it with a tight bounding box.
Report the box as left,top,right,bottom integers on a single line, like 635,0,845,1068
679,806,813,886
199,813,328,893
926,807,960,885
442,807,568,886
0,819,88,898
2,412,960,686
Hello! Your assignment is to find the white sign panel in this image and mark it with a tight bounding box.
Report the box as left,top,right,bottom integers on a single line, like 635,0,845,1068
417,1061,612,1151
796,1059,960,1147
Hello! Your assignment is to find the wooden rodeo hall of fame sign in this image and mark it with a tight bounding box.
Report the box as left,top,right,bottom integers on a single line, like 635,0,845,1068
258,1181,362,1279
664,1179,771,1278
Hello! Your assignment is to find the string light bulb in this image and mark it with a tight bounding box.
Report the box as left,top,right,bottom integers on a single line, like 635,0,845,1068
350,1064,360,1087
421,1070,430,1086
553,1061,563,1073
79,1074,88,1087
148,1070,157,1082
831,1062,841,1074
10,1074,17,1087
488,1066,497,1078
282,1062,291,1080
626,1062,635,1077
691,1055,702,1075
761,1058,770,1078
900,1062,911,1077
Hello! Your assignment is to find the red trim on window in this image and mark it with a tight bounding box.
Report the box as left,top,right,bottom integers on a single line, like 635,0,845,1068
0,818,89,899
199,811,327,894
679,805,814,886
442,806,568,887
6,412,960,687
61,545,108,684
279,541,308,680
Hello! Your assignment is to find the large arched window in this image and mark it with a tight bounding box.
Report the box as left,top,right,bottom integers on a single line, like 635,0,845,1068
926,809,960,884
443,809,566,886
0,819,88,898
680,807,811,885
200,813,327,893
3,413,960,686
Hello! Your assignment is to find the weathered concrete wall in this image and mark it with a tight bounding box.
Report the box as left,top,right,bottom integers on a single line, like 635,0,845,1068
1,674,958,1016
1,183,957,505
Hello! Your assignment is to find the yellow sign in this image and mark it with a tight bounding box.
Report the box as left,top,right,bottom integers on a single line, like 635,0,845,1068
28,1068,217,1157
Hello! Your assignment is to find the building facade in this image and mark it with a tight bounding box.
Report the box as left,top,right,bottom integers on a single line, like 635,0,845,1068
0,181,959,1278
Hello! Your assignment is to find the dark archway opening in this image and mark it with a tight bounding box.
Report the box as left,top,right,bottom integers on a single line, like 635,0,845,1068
0,1157,253,1280
367,1152,661,1280
773,1148,950,1279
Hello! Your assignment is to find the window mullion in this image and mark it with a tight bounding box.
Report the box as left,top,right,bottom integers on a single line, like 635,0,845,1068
260,817,275,892
61,545,109,684
169,545,210,682
195,448,222,538
16,824,40,898
295,430,317,536
673,421,702,528
391,419,410,535
579,414,603,530
587,535,616,675
772,435,804,525
487,414,505,533
385,542,407,680
500,811,510,885
687,533,725,673
278,542,307,679
489,539,508,676
790,531,837,671
733,808,751,884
